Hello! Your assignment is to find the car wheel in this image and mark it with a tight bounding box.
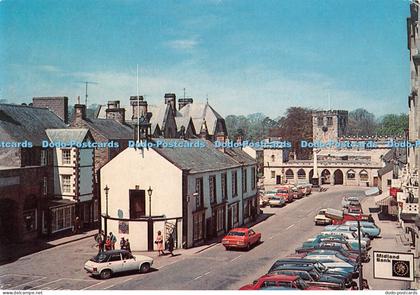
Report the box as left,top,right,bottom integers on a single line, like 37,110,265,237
225,246,230,251
140,263,151,273
246,243,251,251
100,269,112,280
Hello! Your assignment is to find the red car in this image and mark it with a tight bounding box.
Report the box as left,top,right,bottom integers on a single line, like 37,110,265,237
222,228,261,250
239,274,326,290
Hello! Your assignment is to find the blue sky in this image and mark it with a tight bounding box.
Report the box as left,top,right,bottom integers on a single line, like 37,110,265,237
0,0,411,118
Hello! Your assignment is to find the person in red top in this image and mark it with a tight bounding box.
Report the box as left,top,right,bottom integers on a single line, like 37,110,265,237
105,236,112,251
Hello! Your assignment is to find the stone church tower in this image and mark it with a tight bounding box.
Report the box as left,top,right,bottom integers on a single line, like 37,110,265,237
312,110,348,143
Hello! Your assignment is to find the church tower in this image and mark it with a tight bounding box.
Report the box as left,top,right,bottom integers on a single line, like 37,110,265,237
312,110,348,143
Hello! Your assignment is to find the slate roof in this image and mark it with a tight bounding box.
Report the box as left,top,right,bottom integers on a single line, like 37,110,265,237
152,139,256,174
0,104,67,145
378,163,393,177
46,128,90,143
148,105,170,134
178,103,223,135
86,118,133,140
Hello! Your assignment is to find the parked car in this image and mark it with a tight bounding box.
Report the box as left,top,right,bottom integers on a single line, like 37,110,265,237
268,258,353,287
295,244,362,263
305,249,358,264
268,265,345,290
291,186,304,199
347,205,363,214
314,209,333,225
301,255,358,278
324,224,369,238
269,196,286,207
320,231,370,248
321,230,370,248
303,234,367,252
275,186,294,203
341,196,360,208
84,250,153,279
343,221,381,238
222,228,261,250
296,181,312,195
239,274,325,290
264,190,278,199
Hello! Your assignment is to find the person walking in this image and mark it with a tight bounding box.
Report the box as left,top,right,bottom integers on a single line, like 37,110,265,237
109,232,117,250
168,233,175,257
155,231,164,256
95,231,104,254
125,239,131,253
74,216,81,234
120,237,126,250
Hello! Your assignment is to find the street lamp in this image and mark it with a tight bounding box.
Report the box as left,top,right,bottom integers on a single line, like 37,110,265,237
147,186,153,217
104,185,110,235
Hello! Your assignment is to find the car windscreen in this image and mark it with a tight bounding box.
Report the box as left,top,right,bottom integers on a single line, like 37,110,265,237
227,231,245,236
91,253,108,263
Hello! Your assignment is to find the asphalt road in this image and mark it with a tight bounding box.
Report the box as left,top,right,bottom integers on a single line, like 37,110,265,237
0,186,367,290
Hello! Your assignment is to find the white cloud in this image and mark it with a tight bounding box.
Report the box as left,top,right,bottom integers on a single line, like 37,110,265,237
167,39,199,50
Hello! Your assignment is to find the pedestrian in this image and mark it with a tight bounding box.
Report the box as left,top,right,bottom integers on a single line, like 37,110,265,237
125,239,131,253
120,237,126,250
168,233,174,257
74,216,80,234
105,236,112,251
109,232,117,250
155,231,164,256
95,231,104,254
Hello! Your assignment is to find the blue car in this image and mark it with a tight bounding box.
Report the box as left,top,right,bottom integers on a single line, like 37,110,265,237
343,221,381,238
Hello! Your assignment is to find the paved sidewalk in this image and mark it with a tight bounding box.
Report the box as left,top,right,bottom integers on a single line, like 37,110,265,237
361,194,411,290
0,229,97,265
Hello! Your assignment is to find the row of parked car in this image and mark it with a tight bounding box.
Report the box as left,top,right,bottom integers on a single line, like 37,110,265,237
240,196,381,290
260,181,313,208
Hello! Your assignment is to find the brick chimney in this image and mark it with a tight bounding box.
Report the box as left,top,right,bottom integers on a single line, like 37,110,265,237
130,96,148,120
164,93,176,116
74,98,87,122
215,131,226,153
105,100,125,124
178,98,193,110
32,96,69,123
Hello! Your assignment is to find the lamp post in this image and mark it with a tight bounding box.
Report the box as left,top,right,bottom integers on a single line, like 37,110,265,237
104,185,109,235
147,186,153,217
357,219,364,290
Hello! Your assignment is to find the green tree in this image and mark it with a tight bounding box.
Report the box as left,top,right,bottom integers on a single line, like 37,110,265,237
347,108,377,136
376,113,408,135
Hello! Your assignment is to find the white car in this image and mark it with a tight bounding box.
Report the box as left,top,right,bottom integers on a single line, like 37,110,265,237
304,255,357,273
84,250,153,279
269,196,286,207
314,209,332,225
341,196,359,208
320,231,370,248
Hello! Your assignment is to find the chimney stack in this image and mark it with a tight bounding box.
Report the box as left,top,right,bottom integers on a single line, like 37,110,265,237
105,100,125,124
32,96,69,123
164,93,176,116
74,98,86,122
130,95,148,120
178,98,193,110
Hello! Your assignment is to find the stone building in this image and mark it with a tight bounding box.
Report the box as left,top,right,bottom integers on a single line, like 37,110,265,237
263,109,394,187
0,104,65,242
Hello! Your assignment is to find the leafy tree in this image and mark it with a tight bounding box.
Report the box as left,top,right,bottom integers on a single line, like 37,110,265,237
376,113,408,135
347,108,377,136
274,107,314,160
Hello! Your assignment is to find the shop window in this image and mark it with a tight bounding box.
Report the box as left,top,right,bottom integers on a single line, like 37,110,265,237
271,171,275,178
221,173,227,200
195,178,204,209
